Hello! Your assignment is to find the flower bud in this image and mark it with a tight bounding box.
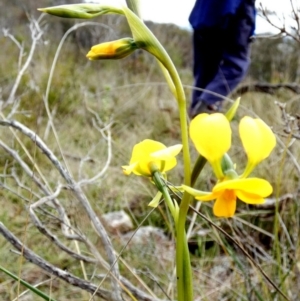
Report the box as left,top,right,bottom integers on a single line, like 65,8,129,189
38,4,112,19
86,38,138,60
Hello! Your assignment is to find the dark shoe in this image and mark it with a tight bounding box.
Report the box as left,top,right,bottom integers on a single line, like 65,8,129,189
188,101,221,119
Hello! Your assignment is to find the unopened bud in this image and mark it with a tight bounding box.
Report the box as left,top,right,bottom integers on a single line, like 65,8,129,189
86,38,139,60
221,153,238,179
38,4,112,19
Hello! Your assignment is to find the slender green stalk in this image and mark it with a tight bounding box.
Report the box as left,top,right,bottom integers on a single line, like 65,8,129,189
141,45,191,186
156,60,177,97
152,173,193,301
151,39,194,301
175,192,193,301
152,171,177,221
0,265,57,301
143,20,194,301
122,10,194,298
147,40,194,301
157,44,194,301
191,155,207,187
141,36,193,270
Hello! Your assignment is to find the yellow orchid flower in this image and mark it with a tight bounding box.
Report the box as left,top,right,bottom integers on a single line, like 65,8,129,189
190,113,231,178
122,139,182,177
86,38,139,60
239,116,276,178
183,178,272,217
185,113,276,217
190,114,276,179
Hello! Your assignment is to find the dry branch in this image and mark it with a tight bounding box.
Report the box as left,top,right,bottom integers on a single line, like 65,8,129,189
235,82,300,95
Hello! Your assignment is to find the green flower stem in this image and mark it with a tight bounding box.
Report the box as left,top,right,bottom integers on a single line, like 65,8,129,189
152,172,193,301
153,50,190,184
152,171,177,221
191,155,207,187
142,18,194,301
149,35,194,301
176,192,193,301
156,60,177,98
126,13,194,298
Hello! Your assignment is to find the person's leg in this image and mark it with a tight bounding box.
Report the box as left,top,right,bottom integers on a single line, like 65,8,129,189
198,0,255,106
190,29,222,115
198,51,250,105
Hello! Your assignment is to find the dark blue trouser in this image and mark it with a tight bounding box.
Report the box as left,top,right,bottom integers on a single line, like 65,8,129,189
190,0,255,109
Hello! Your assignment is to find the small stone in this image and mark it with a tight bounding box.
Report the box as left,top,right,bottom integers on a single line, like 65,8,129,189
122,226,169,245
102,210,134,233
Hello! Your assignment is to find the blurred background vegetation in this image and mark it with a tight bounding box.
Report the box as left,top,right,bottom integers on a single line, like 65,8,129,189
0,0,300,300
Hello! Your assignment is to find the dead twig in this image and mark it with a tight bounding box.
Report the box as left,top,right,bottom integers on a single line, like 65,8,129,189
235,82,300,95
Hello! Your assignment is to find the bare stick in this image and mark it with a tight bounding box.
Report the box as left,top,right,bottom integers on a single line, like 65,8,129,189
78,122,112,186
235,82,300,95
5,15,45,106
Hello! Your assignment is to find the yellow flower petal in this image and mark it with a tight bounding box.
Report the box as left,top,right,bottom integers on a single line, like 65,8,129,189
190,113,231,163
213,178,272,197
162,158,177,173
213,190,236,217
151,144,182,160
239,117,276,166
130,140,165,164
124,139,181,177
122,162,138,175
129,139,166,176
151,144,182,172
195,193,219,201
235,190,266,204
148,191,162,207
